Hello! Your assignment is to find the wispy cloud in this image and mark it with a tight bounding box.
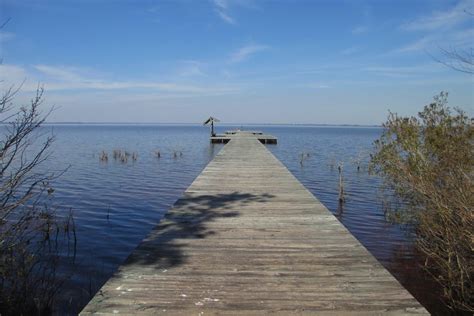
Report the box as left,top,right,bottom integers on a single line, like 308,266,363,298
143,5,160,23
0,31,15,43
393,27,473,54
177,60,206,77
146,6,159,14
340,46,362,55
401,0,472,31
393,36,435,53
451,27,474,44
217,10,235,24
0,64,28,83
363,63,444,78
213,0,236,24
211,0,258,24
352,25,368,34
307,83,330,89
213,0,228,10
0,64,237,95
34,64,88,82
230,44,268,63
395,0,473,55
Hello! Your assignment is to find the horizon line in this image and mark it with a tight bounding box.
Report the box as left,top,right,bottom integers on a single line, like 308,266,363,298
39,121,382,127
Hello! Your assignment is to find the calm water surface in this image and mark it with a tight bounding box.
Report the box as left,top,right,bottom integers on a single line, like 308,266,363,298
40,124,443,314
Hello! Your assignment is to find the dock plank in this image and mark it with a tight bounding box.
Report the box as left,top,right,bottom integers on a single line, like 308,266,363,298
81,133,428,315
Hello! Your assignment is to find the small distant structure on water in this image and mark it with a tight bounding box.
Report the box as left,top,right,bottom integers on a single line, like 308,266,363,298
203,116,220,136
203,116,277,144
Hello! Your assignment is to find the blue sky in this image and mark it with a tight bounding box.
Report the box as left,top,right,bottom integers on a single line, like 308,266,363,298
0,0,473,124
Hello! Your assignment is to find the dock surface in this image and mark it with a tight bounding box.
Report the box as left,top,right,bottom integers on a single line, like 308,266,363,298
82,132,427,315
211,130,277,144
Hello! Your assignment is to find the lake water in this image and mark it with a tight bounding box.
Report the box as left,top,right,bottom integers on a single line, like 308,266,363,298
38,124,444,314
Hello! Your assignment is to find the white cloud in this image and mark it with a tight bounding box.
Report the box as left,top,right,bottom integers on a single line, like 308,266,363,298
213,0,228,10
352,26,368,34
211,0,259,24
0,31,15,43
340,46,361,55
309,83,330,89
213,0,236,24
394,1,473,55
146,6,159,14
217,10,235,24
0,64,29,84
401,0,472,31
393,27,473,54
177,60,205,77
363,64,444,78
230,44,268,63
451,27,474,44
0,63,237,96
34,64,87,82
394,36,435,53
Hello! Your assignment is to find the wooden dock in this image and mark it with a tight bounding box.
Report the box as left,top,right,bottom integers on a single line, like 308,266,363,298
82,131,427,315
211,130,277,144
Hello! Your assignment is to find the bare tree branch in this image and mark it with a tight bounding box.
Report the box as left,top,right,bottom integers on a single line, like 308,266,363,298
431,46,474,74
0,84,75,314
0,18,11,30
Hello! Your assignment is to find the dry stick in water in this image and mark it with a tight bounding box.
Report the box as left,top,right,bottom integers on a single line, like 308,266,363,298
112,149,120,160
352,150,368,172
299,152,310,166
338,163,345,203
106,205,111,222
70,210,77,263
99,151,108,162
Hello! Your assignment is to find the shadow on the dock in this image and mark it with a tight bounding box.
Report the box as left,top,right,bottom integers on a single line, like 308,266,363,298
122,192,275,269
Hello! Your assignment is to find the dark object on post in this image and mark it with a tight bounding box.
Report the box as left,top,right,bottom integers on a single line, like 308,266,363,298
203,116,220,137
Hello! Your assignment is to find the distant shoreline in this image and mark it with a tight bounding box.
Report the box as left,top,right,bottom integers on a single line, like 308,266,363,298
34,122,382,128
